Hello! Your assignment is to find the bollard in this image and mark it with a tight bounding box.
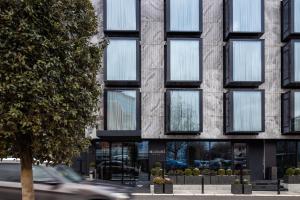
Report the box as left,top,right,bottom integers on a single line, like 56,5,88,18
277,179,280,195
202,176,204,194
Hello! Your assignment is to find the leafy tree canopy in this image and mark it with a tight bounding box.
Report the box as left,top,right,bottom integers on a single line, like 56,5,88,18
0,0,104,164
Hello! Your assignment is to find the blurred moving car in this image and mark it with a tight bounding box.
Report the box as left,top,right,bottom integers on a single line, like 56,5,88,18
166,159,188,170
0,160,131,200
97,161,139,180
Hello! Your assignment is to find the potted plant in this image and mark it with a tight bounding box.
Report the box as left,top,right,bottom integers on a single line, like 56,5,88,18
217,168,225,184
174,169,185,184
201,168,211,184
210,170,218,184
166,169,177,184
225,169,236,184
164,178,173,194
231,179,252,194
153,176,164,194
150,167,162,182
283,167,300,183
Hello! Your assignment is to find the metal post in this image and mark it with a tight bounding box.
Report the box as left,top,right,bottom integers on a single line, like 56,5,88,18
162,161,165,193
240,168,244,194
201,176,204,194
277,179,280,195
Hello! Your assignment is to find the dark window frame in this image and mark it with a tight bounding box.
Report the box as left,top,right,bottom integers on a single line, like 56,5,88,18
165,0,203,36
165,38,202,87
282,91,300,134
223,0,265,40
98,88,141,138
224,89,265,135
224,39,265,87
104,37,141,87
282,39,300,88
281,0,300,42
165,89,203,135
103,0,140,36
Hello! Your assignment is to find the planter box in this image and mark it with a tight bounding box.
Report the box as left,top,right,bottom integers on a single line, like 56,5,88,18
210,176,218,184
217,175,236,184
284,175,300,184
231,184,252,194
154,184,164,194
164,184,173,194
185,176,203,185
202,175,211,184
167,175,177,184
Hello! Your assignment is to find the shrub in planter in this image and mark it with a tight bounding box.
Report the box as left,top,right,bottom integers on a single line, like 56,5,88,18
175,169,184,175
164,178,173,194
218,169,225,176
201,169,211,184
295,168,300,175
226,169,233,176
286,168,295,176
193,168,201,176
231,179,252,194
184,168,193,176
153,176,164,194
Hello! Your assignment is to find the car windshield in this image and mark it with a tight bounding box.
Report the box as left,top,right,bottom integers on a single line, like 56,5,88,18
54,165,83,183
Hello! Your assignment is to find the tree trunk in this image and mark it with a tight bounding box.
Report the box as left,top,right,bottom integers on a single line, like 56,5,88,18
20,148,35,200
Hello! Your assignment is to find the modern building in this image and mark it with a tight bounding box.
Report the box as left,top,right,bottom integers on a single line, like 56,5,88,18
75,0,300,184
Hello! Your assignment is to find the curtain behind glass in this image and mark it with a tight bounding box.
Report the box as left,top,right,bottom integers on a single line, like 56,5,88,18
295,0,300,32
170,91,200,131
170,40,199,81
107,91,136,130
170,0,199,31
233,41,262,81
106,0,136,30
107,40,136,81
233,0,261,32
233,91,262,131
294,92,300,131
295,42,300,81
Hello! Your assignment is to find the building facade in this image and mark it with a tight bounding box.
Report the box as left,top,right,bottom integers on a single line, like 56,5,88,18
78,0,300,183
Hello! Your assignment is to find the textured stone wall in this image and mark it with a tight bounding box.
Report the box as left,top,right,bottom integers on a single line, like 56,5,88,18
93,0,300,140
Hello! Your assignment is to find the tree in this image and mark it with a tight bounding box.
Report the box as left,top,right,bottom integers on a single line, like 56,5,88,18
0,1,105,199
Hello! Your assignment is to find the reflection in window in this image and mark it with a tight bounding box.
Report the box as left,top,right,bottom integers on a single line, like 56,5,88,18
170,91,200,132
294,92,300,131
169,0,200,31
166,142,231,171
232,0,262,32
295,42,300,81
295,0,300,32
106,40,137,81
233,41,262,82
233,91,262,132
233,143,247,169
107,90,136,130
169,40,200,81
276,141,297,178
106,0,137,31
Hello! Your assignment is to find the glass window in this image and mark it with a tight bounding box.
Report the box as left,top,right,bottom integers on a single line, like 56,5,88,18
295,0,300,32
294,92,300,131
106,0,137,31
107,90,136,130
232,0,262,32
233,41,262,82
106,39,137,81
233,91,262,132
169,0,200,31
276,141,297,178
170,91,200,132
210,142,232,170
169,40,200,81
233,143,248,169
294,42,300,81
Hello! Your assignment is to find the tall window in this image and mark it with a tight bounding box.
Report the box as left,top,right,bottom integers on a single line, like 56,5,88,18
282,40,300,87
105,0,137,31
233,91,262,132
295,0,300,32
167,39,201,85
282,91,300,134
225,91,264,133
232,0,262,32
294,92,300,131
225,40,264,86
167,0,201,32
106,90,137,130
105,39,138,83
166,90,202,133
